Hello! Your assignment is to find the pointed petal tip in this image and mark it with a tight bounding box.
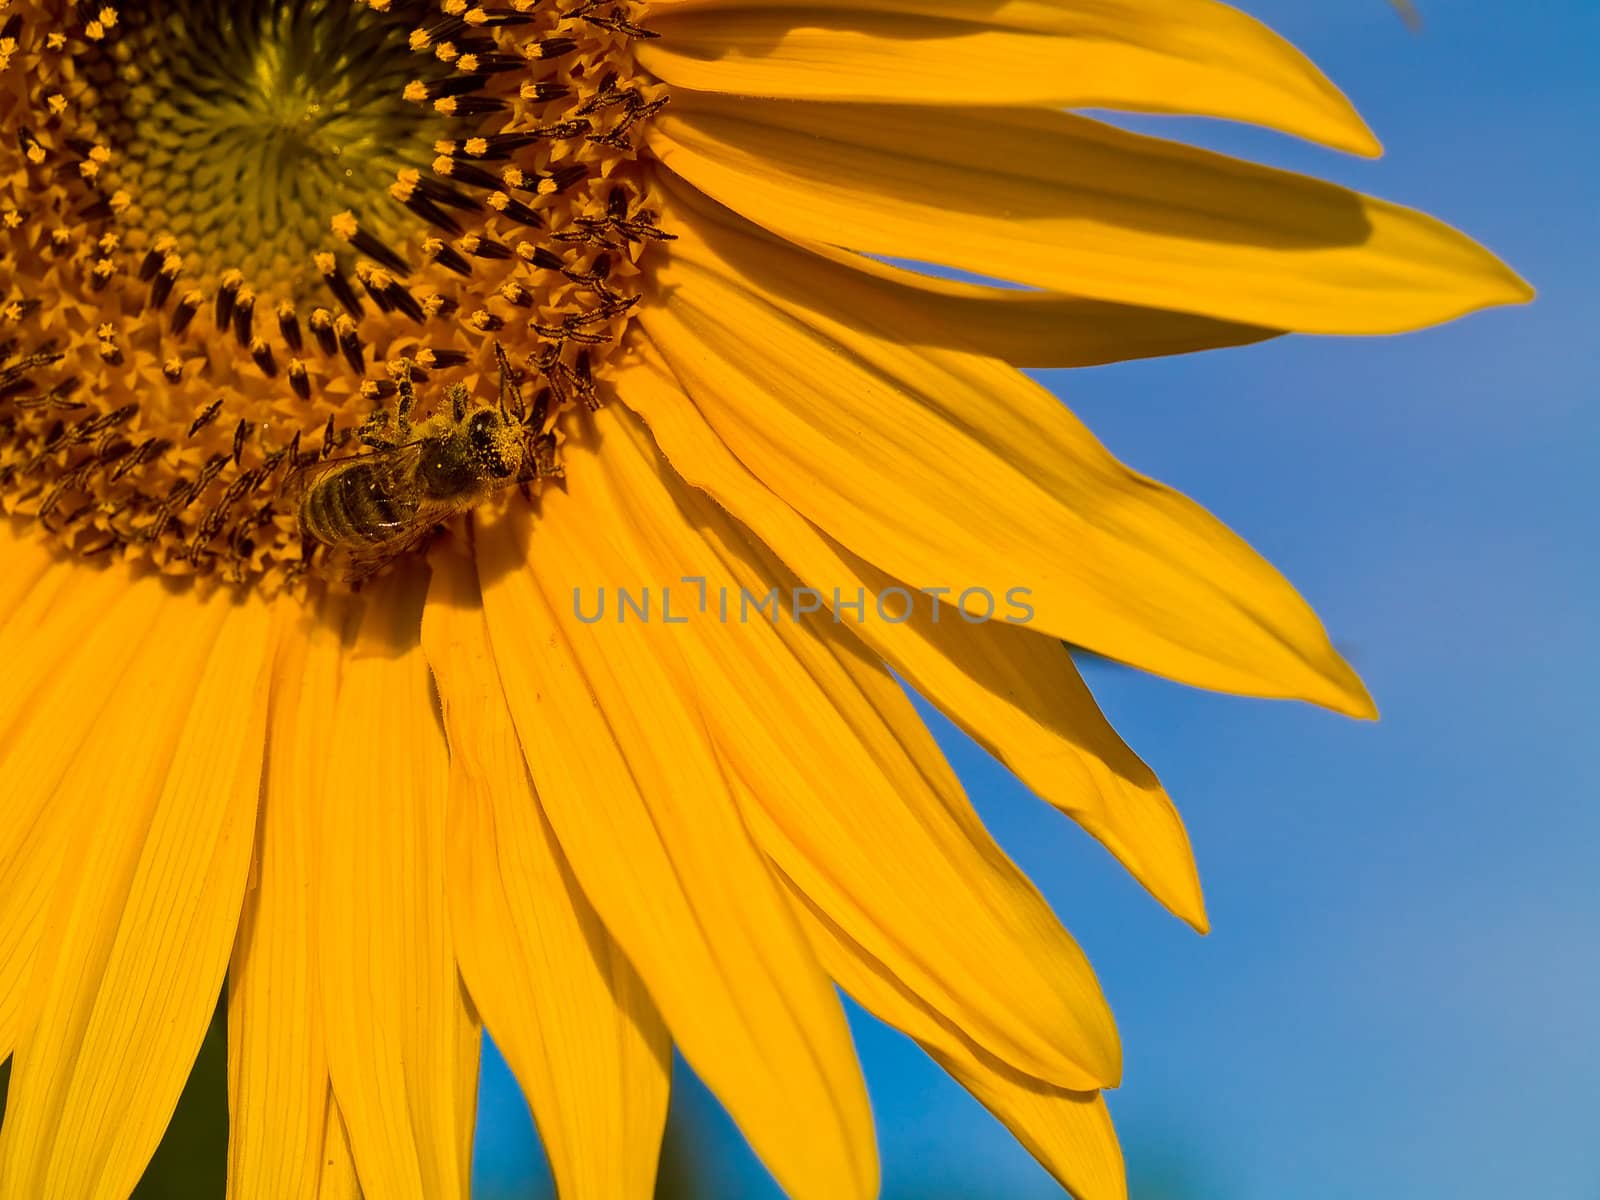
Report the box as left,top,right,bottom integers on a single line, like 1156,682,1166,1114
1505,273,1537,306
1340,120,1383,160
1133,835,1209,934
1459,247,1536,316
1324,663,1379,722
1173,882,1210,935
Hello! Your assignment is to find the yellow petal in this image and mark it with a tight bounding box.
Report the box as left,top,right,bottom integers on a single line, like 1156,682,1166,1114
582,402,1119,1089
228,595,361,1200
842,541,1209,932
0,561,170,1059
824,255,1275,368
657,176,1273,368
316,567,479,1200
643,0,1379,155
317,1105,361,1200
0,518,57,626
424,545,672,1200
617,347,1205,927
796,895,1127,1200
476,494,878,1200
0,586,272,1200
650,96,1531,333
635,220,1376,715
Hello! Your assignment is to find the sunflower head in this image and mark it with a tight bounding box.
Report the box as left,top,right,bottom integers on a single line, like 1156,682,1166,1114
0,0,666,592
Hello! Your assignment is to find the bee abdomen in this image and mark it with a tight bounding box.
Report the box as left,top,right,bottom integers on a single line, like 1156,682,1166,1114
302,463,419,545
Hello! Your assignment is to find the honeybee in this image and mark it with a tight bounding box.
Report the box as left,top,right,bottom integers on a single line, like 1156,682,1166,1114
285,343,561,581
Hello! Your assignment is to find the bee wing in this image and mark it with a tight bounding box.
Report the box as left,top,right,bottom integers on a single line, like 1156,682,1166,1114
284,445,436,583
282,444,428,520
318,536,427,583
317,494,479,584
278,452,360,511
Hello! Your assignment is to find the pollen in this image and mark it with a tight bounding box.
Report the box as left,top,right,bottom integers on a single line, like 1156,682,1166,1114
0,0,668,592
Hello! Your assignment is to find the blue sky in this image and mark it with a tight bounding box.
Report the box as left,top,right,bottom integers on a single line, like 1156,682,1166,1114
474,4,1600,1197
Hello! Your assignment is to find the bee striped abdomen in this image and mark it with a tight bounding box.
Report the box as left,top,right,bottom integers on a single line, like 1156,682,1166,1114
300,460,418,545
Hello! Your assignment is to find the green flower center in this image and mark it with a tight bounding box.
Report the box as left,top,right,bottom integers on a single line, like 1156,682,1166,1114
80,0,450,291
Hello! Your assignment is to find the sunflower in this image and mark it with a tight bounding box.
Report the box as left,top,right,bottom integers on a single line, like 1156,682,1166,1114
0,0,1527,1196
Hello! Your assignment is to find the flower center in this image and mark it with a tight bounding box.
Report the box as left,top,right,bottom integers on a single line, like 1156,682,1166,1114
81,0,454,291
0,0,667,592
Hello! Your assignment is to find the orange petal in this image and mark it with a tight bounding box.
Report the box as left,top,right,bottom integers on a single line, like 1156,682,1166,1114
616,347,1205,928
574,402,1120,1089
228,594,362,1200
476,487,878,1200
651,96,1530,333
316,567,479,1200
634,218,1375,715
643,0,1379,155
797,895,1128,1200
425,544,672,1200
0,585,272,1199
0,560,170,1060
655,177,1275,368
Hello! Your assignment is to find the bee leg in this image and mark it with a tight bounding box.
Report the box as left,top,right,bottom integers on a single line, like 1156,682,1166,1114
357,408,399,450
525,387,551,437
494,340,525,420
446,383,470,424
392,358,417,441
522,434,564,483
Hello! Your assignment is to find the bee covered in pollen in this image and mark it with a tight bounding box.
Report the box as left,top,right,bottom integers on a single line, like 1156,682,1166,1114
284,344,562,581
